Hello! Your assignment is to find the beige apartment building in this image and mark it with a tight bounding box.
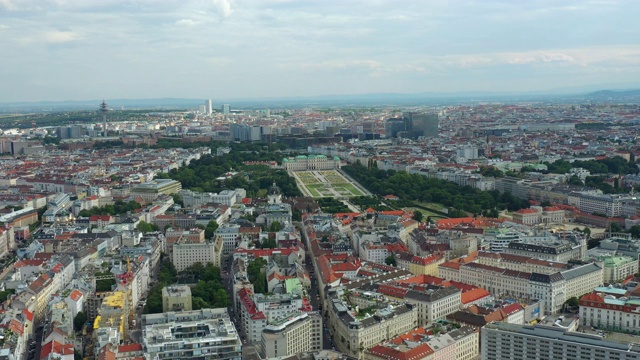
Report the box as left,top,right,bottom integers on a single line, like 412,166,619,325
171,236,223,271
261,312,322,358
162,285,192,313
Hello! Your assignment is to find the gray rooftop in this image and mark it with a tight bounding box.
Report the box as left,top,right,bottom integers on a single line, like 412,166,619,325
561,263,602,281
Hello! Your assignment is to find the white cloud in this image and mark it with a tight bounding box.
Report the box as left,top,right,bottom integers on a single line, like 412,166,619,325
42,30,81,44
507,53,576,65
212,0,233,19
1,0,640,101
175,19,199,26
0,0,17,10
301,60,382,73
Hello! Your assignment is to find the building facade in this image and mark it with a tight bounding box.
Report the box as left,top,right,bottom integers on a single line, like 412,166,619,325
260,312,322,358
171,237,223,271
142,310,242,360
162,285,192,313
481,321,640,360
282,155,341,171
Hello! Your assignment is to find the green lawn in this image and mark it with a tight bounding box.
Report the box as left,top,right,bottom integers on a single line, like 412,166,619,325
296,172,365,199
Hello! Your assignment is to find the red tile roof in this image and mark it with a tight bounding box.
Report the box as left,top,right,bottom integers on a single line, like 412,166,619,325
69,289,83,302
460,288,491,304
40,340,74,360
377,284,409,298
367,342,434,360
51,263,64,273
118,343,143,353
23,309,34,322
14,259,45,268
516,208,538,214
9,319,24,336
238,288,266,320
89,215,112,221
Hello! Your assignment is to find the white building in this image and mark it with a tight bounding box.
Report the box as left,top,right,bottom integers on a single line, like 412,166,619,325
214,224,240,256
441,262,602,314
260,312,322,358
130,179,182,202
237,290,309,344
282,155,341,171
568,192,623,217
142,309,242,360
601,256,639,283
403,286,462,327
482,320,640,360
171,237,223,271
181,188,245,208
579,290,640,332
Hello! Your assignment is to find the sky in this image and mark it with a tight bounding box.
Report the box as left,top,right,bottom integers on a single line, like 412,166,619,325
1,0,640,102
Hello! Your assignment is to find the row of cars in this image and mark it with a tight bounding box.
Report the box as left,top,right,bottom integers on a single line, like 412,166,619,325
26,338,37,360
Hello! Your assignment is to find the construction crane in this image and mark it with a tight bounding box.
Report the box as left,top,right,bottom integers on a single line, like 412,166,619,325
90,257,135,341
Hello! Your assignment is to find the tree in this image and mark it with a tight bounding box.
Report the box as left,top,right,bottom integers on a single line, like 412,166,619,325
247,257,268,294
269,221,283,232
172,193,184,207
565,297,579,308
95,271,115,292
137,221,159,233
609,223,623,233
567,175,584,186
204,220,218,239
412,210,423,222
261,237,277,249
385,255,397,267
630,225,640,239
0,289,15,303
73,311,87,332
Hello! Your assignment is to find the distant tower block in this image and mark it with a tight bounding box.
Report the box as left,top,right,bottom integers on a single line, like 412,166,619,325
100,100,108,137
205,99,213,115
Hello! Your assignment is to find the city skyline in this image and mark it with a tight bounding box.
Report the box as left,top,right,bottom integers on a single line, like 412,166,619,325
1,0,640,102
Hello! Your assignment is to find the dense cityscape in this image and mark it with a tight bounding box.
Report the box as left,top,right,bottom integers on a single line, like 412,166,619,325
0,98,639,360
3,0,640,359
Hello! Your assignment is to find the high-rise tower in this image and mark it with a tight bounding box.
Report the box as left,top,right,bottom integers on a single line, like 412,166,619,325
205,99,213,115
404,111,439,139
100,100,108,137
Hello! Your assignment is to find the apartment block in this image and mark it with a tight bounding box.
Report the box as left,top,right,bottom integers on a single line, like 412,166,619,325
142,310,242,360
171,236,223,271
261,312,322,358
481,320,640,360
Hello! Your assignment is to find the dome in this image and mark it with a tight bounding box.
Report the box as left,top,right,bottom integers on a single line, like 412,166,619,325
268,182,282,196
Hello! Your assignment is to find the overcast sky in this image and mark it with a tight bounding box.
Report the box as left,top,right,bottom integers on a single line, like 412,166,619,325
1,0,639,102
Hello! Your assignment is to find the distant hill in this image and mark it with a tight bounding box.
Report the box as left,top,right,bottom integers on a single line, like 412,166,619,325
3,88,640,112
0,98,203,112
583,89,640,100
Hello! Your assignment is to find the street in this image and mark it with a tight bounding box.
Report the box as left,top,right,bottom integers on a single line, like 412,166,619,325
222,256,260,358
30,325,43,360
297,221,334,350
